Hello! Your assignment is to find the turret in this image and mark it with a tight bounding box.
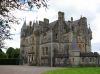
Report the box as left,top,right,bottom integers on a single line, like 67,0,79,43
88,26,92,40
29,21,32,27
21,20,27,37
21,20,27,31
88,27,92,34
79,16,87,26
58,11,65,21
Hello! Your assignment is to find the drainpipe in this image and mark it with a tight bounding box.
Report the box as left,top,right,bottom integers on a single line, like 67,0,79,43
51,30,53,67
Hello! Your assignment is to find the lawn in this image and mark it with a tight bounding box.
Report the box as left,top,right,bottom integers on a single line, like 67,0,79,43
42,67,100,74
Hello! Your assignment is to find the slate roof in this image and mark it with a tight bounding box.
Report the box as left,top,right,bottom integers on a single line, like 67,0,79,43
49,19,80,30
49,20,58,29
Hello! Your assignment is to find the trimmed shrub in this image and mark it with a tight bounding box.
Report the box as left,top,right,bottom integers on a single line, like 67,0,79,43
0,58,20,65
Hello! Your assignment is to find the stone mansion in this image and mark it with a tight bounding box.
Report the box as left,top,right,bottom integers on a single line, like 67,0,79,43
20,11,100,66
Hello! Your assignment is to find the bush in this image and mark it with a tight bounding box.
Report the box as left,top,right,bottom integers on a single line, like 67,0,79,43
0,58,20,65
79,64,98,67
0,49,7,58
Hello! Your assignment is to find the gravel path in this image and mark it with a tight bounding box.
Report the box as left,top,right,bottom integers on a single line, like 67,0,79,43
0,65,62,74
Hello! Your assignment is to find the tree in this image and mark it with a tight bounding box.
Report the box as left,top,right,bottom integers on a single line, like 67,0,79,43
0,39,5,49
6,47,15,58
0,0,48,48
0,49,7,58
0,20,11,49
6,47,20,58
13,48,20,59
0,0,48,18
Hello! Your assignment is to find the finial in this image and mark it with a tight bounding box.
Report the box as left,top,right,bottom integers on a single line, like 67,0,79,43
23,17,26,26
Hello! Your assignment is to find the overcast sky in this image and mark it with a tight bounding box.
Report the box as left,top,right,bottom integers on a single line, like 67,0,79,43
4,0,100,53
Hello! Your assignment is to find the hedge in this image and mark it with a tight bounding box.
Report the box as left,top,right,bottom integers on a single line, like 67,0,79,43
0,58,20,65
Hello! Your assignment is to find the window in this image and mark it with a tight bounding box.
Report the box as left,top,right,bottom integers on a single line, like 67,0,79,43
90,58,92,62
55,33,58,39
64,26,67,33
32,37,34,41
82,58,84,62
43,33,47,39
78,44,81,49
45,47,48,55
64,25,66,29
73,58,74,62
72,26,74,31
42,47,45,55
42,47,48,55
82,44,84,47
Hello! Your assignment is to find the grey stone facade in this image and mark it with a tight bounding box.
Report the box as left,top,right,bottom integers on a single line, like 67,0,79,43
20,11,100,66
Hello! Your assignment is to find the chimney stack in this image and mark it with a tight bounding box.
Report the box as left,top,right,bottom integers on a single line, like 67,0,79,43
58,11,64,21
71,17,73,22
44,18,49,24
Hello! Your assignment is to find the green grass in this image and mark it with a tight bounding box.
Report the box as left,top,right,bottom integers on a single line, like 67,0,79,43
42,67,100,74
